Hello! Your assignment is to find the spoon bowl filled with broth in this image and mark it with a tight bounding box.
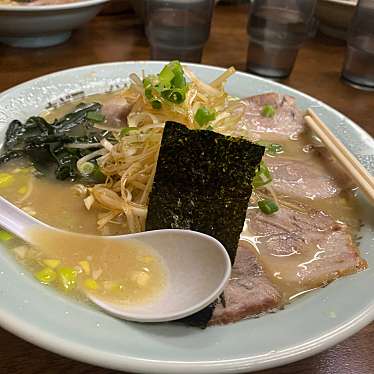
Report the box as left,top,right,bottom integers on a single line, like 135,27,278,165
0,195,232,322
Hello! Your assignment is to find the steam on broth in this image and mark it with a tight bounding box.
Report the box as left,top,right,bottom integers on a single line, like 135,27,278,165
0,62,367,325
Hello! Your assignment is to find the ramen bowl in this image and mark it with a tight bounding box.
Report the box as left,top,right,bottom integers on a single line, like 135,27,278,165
0,0,109,48
0,61,374,373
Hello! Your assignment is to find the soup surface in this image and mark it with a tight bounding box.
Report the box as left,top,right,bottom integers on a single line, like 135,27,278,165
0,92,167,304
0,65,367,326
29,227,166,305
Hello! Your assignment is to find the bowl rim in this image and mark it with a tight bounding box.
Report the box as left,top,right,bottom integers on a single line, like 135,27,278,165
0,0,109,12
0,61,373,374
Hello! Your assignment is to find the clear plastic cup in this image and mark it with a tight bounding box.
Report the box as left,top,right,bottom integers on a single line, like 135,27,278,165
246,0,317,78
341,0,374,91
144,0,215,63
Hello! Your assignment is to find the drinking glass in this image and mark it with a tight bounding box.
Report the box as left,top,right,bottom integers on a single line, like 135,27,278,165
341,0,374,91
246,0,317,78
144,0,215,63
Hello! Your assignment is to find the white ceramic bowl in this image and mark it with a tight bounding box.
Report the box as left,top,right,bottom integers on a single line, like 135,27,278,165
0,0,109,48
0,62,373,373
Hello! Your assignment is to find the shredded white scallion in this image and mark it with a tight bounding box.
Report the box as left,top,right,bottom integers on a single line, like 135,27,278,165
78,65,252,233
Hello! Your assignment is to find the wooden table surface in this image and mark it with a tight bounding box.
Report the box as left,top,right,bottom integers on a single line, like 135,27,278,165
0,4,373,374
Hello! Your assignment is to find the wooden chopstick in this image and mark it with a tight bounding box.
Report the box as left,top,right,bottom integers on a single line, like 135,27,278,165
304,108,374,205
307,109,373,185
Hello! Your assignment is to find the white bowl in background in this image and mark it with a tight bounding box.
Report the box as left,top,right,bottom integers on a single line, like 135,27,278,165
0,0,109,48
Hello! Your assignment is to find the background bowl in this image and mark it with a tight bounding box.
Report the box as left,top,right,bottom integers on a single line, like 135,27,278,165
0,0,109,48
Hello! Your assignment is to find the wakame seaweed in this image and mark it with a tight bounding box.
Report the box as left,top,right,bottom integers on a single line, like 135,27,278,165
145,122,265,328
0,103,107,181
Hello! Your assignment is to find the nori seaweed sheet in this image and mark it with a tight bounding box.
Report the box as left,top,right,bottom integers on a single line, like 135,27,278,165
145,122,264,327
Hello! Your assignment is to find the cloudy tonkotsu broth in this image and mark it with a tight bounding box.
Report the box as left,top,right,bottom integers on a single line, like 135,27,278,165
0,92,167,304
0,86,365,319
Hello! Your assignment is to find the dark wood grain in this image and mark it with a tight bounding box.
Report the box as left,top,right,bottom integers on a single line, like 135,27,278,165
0,4,373,374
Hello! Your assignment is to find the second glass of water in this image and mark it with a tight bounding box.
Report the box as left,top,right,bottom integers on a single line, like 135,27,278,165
341,0,374,91
246,0,317,78
145,0,215,63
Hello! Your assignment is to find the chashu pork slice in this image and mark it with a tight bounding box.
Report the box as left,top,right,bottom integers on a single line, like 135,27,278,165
240,93,304,139
209,244,282,326
210,204,366,326
101,96,133,127
265,156,348,200
246,205,366,294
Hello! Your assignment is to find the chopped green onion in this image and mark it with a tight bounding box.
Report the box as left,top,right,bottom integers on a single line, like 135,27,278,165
261,104,276,118
78,162,95,176
159,60,186,89
84,278,99,290
268,143,283,155
78,162,106,183
86,111,106,123
256,141,283,156
263,143,283,156
171,69,186,89
0,173,15,188
0,230,13,242
253,161,272,189
58,267,77,291
35,267,57,284
168,60,184,74
91,165,106,183
159,64,175,88
145,88,153,101
161,88,186,104
143,78,153,99
258,199,279,215
120,127,138,137
142,61,187,107
194,107,217,127
143,79,163,108
151,99,162,109
120,128,130,137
